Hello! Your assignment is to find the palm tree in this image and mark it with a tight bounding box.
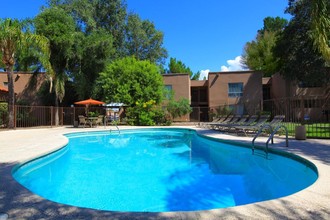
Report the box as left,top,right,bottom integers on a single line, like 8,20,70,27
310,0,330,62
0,18,53,129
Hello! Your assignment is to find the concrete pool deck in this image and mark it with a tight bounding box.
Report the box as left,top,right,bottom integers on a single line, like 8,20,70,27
0,126,329,219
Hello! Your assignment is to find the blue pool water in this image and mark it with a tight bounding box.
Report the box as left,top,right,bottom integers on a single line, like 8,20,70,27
13,128,317,212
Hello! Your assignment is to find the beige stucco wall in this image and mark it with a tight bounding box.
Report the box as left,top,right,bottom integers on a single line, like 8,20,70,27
163,74,190,101
163,74,191,121
208,71,263,109
0,72,47,105
208,71,262,107
270,72,328,99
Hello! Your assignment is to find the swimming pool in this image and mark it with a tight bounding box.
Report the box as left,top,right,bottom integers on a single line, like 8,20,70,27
13,128,318,212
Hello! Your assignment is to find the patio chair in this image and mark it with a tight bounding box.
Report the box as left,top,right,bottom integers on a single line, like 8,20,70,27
78,115,87,128
234,114,271,136
267,115,285,128
237,115,258,126
199,115,228,128
220,115,250,132
92,115,104,127
212,115,241,130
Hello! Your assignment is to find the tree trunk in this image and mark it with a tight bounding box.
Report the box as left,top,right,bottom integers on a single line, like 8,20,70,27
55,95,59,126
7,67,15,129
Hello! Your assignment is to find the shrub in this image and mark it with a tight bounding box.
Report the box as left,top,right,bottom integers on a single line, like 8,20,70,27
125,100,170,126
0,103,8,126
166,98,192,120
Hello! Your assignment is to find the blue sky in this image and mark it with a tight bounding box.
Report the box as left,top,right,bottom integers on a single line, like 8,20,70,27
2,0,291,78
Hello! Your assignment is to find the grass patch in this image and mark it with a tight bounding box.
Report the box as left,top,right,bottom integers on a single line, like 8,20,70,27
282,122,330,138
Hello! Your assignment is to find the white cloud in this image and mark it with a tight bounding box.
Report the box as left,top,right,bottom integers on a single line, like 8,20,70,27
199,69,209,80
220,56,245,71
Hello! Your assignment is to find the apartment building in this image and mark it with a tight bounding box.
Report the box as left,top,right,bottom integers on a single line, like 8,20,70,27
0,72,47,105
163,71,263,121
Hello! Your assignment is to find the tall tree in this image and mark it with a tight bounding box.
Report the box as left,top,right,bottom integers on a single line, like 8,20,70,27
242,16,288,76
310,0,330,63
124,14,167,65
258,16,288,35
96,56,164,105
168,57,192,74
48,1,117,99
167,57,195,76
48,0,127,55
73,29,114,99
0,18,53,129
274,0,329,85
94,0,127,54
242,31,279,76
35,7,76,125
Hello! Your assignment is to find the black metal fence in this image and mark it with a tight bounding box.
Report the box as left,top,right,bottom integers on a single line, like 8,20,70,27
190,97,329,138
0,97,329,138
0,105,107,128
263,97,330,138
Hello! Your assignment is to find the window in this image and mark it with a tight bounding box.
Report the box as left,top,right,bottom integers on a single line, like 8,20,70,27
228,83,243,97
164,85,172,91
164,85,173,99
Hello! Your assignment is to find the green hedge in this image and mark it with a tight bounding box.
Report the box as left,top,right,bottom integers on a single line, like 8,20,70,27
0,103,8,126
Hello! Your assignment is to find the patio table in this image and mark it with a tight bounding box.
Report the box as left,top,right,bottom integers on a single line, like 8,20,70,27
87,117,98,127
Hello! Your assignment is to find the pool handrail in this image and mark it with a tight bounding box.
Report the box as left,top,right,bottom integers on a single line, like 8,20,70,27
252,124,289,159
252,124,273,155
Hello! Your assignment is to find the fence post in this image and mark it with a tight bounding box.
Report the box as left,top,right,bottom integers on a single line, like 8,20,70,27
300,96,304,123
73,106,76,126
14,105,17,129
51,106,53,128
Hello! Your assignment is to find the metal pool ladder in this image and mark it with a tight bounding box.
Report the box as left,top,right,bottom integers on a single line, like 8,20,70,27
110,125,120,134
110,121,120,134
252,124,288,159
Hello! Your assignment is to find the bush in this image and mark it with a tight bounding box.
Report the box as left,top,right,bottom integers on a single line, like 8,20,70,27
125,100,170,126
215,105,232,116
166,98,192,120
0,103,8,126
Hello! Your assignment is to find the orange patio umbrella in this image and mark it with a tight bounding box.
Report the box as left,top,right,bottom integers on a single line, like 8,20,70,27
74,98,105,116
74,98,105,106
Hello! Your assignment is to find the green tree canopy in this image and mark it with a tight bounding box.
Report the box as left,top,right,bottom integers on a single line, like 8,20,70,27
288,0,330,63
166,57,203,80
242,31,279,76
96,56,164,106
35,6,77,125
124,13,167,65
258,16,288,35
35,7,76,101
47,0,167,99
48,0,167,65
242,16,288,76
71,29,114,99
274,0,330,85
168,57,192,74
